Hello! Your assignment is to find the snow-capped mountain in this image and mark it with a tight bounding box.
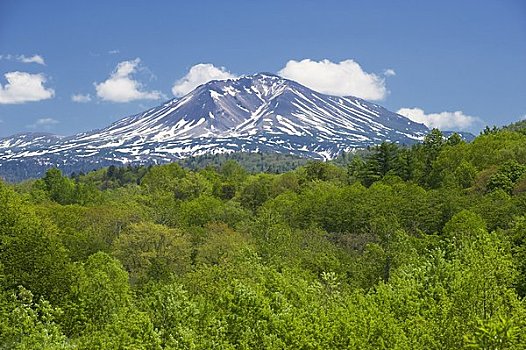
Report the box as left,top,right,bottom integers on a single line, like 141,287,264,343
0,73,429,180
0,132,64,152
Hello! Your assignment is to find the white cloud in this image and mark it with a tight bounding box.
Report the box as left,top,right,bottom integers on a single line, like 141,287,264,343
172,63,237,97
71,93,92,103
397,107,481,131
35,118,58,125
18,54,45,65
108,49,120,55
278,59,388,100
0,54,46,65
27,117,59,129
0,71,55,104
384,68,396,77
95,58,163,102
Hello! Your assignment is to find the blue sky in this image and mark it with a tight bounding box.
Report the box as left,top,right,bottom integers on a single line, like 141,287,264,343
0,0,525,137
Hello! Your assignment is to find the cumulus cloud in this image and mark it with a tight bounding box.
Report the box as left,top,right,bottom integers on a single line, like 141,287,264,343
95,58,163,102
27,117,59,129
172,63,237,97
278,59,388,100
71,93,92,103
0,54,46,65
384,68,396,77
0,71,55,104
18,54,46,65
397,107,481,131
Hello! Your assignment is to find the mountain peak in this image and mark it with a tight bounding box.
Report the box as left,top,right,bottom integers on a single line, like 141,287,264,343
202,73,287,92
247,72,283,80
0,74,429,180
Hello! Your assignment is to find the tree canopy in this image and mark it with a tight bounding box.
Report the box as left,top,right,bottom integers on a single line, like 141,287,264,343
2,125,526,348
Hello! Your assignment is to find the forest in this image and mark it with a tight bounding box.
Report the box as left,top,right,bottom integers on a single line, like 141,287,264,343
1,123,526,349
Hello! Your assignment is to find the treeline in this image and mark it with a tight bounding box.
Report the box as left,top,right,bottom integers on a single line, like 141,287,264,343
176,151,310,174
1,127,526,349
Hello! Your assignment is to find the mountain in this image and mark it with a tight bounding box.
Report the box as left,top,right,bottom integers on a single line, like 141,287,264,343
0,73,430,181
0,132,64,152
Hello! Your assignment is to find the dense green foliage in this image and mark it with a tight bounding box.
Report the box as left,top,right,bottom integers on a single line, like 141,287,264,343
176,152,310,174
2,127,526,348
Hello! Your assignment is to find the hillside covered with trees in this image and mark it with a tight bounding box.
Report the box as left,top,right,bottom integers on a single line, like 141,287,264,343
1,127,526,349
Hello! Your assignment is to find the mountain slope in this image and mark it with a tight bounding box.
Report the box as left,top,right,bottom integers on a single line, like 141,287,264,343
0,73,429,180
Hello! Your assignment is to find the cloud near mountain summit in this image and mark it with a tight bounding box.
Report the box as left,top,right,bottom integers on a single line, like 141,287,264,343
278,59,388,100
95,58,163,103
171,64,237,97
171,59,390,101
